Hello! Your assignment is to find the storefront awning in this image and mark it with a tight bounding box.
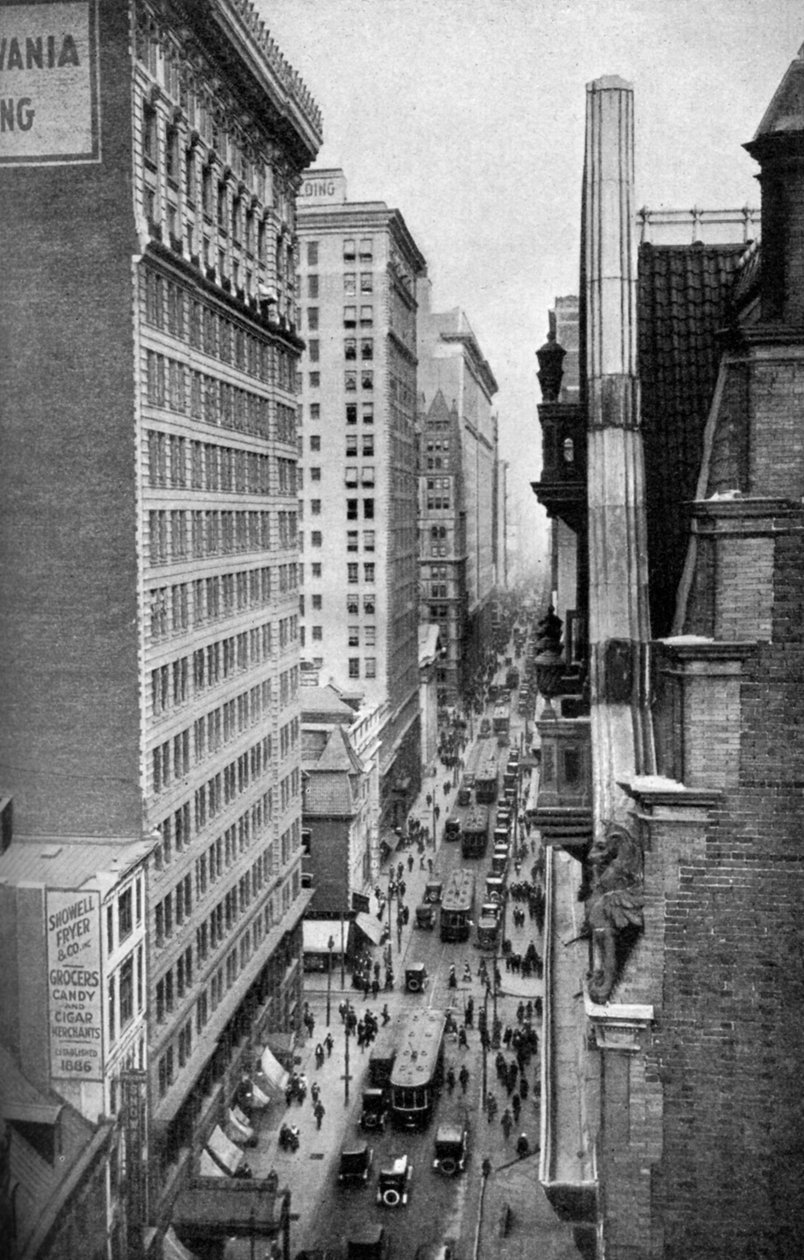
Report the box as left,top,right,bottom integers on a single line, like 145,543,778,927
173,1185,281,1237
379,831,401,854
303,918,347,954
259,1045,290,1094
204,1124,244,1176
354,911,384,945
163,1226,198,1260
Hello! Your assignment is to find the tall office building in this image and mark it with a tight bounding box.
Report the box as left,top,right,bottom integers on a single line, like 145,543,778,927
417,285,500,702
296,170,427,835
0,0,321,1224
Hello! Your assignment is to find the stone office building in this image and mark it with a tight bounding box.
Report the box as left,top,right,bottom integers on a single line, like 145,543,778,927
0,0,321,1237
295,170,427,830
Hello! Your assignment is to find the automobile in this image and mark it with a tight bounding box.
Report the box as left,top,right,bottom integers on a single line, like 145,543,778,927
456,786,472,806
405,963,428,993
415,902,436,930
360,1088,389,1132
338,1142,374,1185
346,1227,391,1260
432,1122,469,1176
463,773,475,789
377,1154,412,1206
486,876,505,903
423,879,443,904
479,718,491,736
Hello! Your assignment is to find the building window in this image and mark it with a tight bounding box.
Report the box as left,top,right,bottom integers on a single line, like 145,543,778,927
359,238,373,260
361,466,375,486
343,238,356,261
365,657,377,678
344,306,356,327
360,305,373,326
308,307,319,331
348,625,359,646
364,626,376,646
312,594,322,609
363,435,374,456
345,371,357,392
307,275,319,298
118,888,133,942
311,467,321,481
361,370,373,391
158,1047,174,1097
347,530,358,552
344,337,357,361
311,531,322,547
363,404,374,425
308,339,319,363
346,499,358,520
307,242,319,266
347,563,358,584
346,404,357,425
346,434,358,457
344,273,356,296
345,466,358,486
309,372,319,389
312,562,322,577
364,499,374,519
348,658,360,679
311,499,321,515
360,273,373,293
310,435,321,451
119,956,134,1028
312,625,323,641
363,530,375,551
364,563,375,582
361,339,373,360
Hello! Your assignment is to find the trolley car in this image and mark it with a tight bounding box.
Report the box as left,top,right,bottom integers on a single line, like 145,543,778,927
389,1009,447,1129
460,805,489,859
439,868,476,942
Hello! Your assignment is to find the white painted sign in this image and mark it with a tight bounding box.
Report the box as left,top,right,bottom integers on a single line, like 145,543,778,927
0,2,100,166
47,889,103,1080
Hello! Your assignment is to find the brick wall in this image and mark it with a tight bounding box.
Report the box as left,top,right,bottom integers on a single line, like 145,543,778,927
0,4,141,835
652,530,804,1259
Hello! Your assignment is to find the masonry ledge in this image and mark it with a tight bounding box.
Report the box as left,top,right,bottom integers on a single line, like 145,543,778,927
619,775,723,812
584,994,654,1023
691,495,804,522
655,636,757,664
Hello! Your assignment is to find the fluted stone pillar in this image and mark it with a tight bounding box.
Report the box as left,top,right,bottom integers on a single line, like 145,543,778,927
583,76,653,835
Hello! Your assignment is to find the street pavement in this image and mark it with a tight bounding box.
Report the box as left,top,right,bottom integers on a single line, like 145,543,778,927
231,669,580,1260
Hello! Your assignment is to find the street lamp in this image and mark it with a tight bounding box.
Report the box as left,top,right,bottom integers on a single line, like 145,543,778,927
387,873,395,952
343,1004,353,1104
326,935,335,1027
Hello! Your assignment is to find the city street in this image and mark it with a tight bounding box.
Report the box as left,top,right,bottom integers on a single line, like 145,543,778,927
224,661,581,1260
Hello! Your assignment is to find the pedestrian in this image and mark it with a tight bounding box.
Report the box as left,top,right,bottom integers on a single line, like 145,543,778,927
428,858,434,874
408,853,414,872
459,1064,469,1094
462,961,472,984
512,1092,521,1122
448,965,457,989
516,1133,530,1159
398,879,406,899
314,1043,324,1069
458,1025,468,1049
501,1108,513,1142
486,1092,498,1121
311,1081,320,1104
314,1099,325,1130
465,996,474,1027
520,1075,529,1101
324,1032,334,1057
371,977,380,1000
381,1003,391,1025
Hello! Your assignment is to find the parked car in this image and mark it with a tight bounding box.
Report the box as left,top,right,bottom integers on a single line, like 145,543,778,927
405,963,428,993
413,1246,455,1260
479,718,491,736
456,786,472,806
377,1154,412,1206
346,1227,391,1260
424,879,443,904
338,1143,374,1185
432,1122,469,1176
360,1089,388,1132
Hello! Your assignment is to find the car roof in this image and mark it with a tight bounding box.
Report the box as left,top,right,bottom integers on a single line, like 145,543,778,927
435,1123,465,1142
341,1142,370,1156
382,1154,408,1173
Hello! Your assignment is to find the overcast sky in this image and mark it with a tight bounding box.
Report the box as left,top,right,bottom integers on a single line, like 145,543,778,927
256,0,802,555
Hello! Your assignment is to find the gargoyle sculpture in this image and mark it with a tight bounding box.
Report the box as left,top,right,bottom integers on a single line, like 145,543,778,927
585,822,644,1003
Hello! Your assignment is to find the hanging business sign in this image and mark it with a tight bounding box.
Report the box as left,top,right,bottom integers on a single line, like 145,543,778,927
47,888,103,1081
0,2,100,166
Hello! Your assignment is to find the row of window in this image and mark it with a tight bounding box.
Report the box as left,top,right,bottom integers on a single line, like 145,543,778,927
148,573,288,641
156,871,298,1099
147,509,297,566
344,370,374,392
147,431,274,495
141,270,294,387
145,351,279,440
105,881,142,954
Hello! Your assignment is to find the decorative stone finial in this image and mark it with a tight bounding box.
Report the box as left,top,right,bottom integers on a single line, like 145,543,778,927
536,332,566,402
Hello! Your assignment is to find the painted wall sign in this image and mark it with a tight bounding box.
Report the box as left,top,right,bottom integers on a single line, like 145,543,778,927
0,1,100,166
47,888,103,1080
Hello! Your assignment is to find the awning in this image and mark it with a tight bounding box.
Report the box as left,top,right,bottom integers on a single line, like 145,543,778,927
173,1185,280,1236
379,831,401,854
2,1101,62,1125
354,911,384,945
226,1107,255,1146
259,1045,290,1094
198,1149,229,1178
163,1226,198,1260
302,918,346,954
250,1078,271,1109
204,1124,244,1176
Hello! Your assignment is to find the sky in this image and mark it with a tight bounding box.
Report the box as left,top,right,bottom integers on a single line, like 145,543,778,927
256,0,802,562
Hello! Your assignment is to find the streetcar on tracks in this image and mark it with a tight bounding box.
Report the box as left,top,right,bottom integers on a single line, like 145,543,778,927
439,868,476,942
474,741,499,804
460,805,489,859
389,1009,447,1129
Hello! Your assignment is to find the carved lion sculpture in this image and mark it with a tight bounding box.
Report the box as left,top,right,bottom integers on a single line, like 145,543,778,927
585,822,644,1004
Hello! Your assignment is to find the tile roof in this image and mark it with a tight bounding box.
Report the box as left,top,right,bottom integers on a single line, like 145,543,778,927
637,242,747,636
302,771,357,817
300,685,357,724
